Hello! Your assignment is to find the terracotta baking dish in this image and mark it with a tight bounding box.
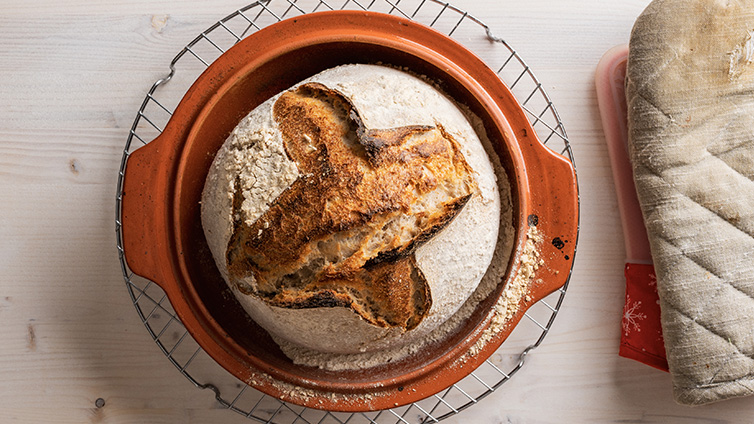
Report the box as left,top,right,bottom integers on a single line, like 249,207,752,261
121,10,578,412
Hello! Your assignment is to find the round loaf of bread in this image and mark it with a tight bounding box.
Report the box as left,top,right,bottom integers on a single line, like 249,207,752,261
201,64,500,354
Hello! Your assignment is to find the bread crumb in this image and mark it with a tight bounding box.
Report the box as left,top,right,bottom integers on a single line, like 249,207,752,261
465,226,542,358
249,372,375,409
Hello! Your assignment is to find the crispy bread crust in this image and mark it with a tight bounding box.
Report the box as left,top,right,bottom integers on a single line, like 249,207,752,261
225,83,477,330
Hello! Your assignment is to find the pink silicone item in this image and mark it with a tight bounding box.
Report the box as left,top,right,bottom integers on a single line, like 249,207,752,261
595,45,652,264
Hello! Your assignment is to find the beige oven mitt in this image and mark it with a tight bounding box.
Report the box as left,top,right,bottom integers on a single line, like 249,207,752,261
626,0,754,405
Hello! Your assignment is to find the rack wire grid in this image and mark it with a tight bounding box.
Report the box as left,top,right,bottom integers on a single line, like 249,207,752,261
115,0,577,422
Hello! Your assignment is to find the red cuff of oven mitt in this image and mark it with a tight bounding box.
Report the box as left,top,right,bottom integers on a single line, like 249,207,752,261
619,263,668,372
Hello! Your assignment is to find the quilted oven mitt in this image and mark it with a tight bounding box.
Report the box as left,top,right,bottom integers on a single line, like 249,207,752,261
626,0,754,405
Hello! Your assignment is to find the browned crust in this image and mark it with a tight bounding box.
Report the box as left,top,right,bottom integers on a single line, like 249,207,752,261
226,82,477,330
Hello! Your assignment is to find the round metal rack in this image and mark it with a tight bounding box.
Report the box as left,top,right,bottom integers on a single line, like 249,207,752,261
115,1,577,422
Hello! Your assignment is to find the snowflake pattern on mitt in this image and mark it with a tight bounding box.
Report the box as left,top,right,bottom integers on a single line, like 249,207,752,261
619,263,668,371
622,295,647,337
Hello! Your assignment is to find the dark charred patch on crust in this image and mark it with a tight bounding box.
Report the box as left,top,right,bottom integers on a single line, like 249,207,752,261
364,193,472,267
269,289,351,309
410,193,472,247
226,176,256,282
225,82,477,331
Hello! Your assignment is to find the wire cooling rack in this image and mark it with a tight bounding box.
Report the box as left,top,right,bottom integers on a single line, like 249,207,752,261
115,0,576,422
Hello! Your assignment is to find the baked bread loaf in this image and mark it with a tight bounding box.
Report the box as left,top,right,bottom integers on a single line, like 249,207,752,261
201,64,500,354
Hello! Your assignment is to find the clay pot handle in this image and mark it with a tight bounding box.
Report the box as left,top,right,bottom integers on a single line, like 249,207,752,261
519,127,579,303
120,130,177,288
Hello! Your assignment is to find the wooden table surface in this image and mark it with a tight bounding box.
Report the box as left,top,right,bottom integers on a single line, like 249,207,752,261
2,0,754,422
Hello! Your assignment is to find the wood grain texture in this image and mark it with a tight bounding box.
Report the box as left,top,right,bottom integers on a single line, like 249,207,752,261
2,0,753,422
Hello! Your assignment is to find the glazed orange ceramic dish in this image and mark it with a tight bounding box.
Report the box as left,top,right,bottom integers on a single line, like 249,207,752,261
121,10,578,411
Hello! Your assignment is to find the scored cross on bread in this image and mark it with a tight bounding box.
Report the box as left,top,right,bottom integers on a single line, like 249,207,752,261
226,83,478,331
